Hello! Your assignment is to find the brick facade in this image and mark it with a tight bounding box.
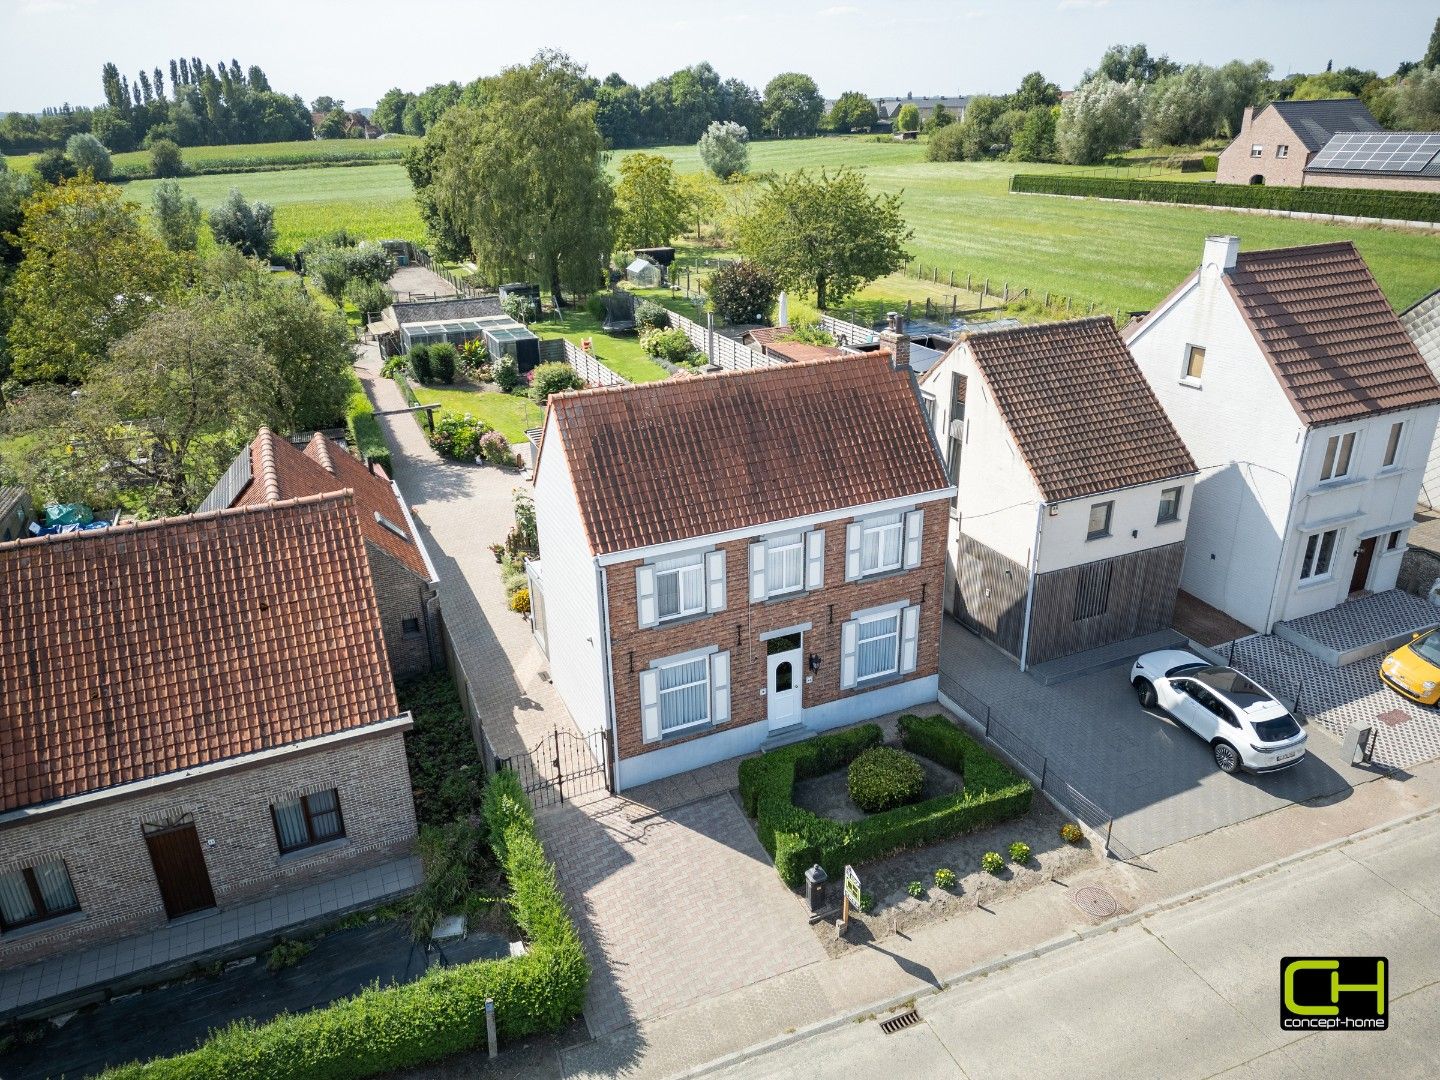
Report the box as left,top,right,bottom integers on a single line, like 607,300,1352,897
1301,170,1440,193
0,731,416,967
605,499,949,761
1217,109,1310,187
368,542,441,680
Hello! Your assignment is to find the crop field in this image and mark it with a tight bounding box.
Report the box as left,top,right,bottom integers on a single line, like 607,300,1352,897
9,136,419,178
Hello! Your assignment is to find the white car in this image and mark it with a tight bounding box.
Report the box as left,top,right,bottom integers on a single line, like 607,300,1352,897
1129,650,1307,774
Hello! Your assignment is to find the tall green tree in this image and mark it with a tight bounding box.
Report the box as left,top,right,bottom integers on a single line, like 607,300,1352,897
697,120,750,179
895,103,921,133
763,73,824,137
1425,16,1440,70
207,188,276,261
737,168,911,309
65,133,113,180
826,91,878,132
5,179,179,383
614,153,685,249
1057,78,1142,164
416,52,613,306
150,179,201,251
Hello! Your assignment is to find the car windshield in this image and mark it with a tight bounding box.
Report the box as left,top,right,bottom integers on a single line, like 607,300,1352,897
1195,666,1271,708
1252,714,1301,743
1411,630,1440,665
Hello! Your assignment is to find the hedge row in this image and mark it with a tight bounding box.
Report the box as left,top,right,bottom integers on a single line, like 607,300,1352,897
101,771,586,1080
1009,173,1440,224
738,716,1034,887
344,372,391,476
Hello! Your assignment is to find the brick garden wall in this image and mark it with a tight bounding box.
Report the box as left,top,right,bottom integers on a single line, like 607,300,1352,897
0,731,417,967
604,499,949,761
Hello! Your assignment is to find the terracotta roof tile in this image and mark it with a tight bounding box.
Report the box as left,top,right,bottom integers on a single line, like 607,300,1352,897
1225,242,1440,426
965,317,1197,503
0,495,398,813
545,353,949,555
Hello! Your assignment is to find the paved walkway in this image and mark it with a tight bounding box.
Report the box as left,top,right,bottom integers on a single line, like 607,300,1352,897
0,856,421,1018
388,264,458,302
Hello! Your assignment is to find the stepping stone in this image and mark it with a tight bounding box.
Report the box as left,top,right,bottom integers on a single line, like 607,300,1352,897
431,915,467,941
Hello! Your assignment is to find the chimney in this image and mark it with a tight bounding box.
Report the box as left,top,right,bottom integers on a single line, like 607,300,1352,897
878,310,911,373
1240,105,1254,133
1203,235,1240,274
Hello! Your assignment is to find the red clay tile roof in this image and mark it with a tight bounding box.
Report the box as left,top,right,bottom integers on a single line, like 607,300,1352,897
226,429,432,581
1224,242,1440,426
544,353,949,555
0,495,399,813
745,327,788,347
764,341,845,364
966,317,1197,503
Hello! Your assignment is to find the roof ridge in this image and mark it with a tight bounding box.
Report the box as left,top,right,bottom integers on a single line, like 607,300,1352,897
306,430,339,475
0,490,356,553
255,426,282,501
1235,240,1358,262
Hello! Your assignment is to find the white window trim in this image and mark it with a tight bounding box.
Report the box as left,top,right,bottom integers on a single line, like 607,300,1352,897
1380,421,1405,471
640,646,723,742
1180,343,1205,387
1298,528,1341,584
860,516,904,575
853,610,902,683
1250,144,1264,157
765,532,805,598
655,555,706,623
1318,430,1357,483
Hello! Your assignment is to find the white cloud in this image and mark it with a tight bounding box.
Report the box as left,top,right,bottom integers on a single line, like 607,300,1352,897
820,4,861,16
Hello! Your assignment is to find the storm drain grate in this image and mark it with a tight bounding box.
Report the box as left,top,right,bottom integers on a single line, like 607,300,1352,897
1074,885,1119,918
880,1009,920,1034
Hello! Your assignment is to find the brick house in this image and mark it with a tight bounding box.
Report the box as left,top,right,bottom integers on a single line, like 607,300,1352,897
202,428,441,680
919,318,1197,669
530,348,954,790
0,495,417,967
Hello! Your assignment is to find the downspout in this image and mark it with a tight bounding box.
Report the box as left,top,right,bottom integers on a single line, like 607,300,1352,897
596,562,621,794
1018,501,1045,672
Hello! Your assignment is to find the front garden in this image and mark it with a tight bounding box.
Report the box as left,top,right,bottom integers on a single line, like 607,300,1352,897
384,342,558,450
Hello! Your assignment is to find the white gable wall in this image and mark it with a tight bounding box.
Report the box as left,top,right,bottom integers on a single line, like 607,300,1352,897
532,411,609,739
1127,262,1306,631
1034,476,1194,575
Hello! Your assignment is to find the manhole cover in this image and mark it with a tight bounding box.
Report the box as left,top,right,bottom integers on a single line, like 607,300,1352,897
1074,885,1119,918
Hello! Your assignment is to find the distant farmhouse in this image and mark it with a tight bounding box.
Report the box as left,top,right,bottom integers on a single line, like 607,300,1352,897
821,94,969,132
1218,98,1440,193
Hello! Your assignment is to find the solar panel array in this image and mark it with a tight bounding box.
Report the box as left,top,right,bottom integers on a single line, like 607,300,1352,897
1309,131,1440,174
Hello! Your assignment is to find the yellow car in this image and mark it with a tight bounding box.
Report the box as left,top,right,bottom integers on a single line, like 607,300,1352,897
1380,628,1440,705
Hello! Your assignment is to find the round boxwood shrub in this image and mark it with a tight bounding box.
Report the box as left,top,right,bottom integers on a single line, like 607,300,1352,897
846,746,925,814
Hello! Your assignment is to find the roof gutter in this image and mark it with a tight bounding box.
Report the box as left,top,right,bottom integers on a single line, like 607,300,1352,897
389,477,441,584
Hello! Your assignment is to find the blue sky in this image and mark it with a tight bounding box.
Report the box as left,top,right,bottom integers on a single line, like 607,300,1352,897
0,0,1434,112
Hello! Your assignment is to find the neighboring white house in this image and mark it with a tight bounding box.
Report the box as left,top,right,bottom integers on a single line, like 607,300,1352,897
1401,289,1440,509
1125,237,1440,633
920,317,1197,668
530,348,954,791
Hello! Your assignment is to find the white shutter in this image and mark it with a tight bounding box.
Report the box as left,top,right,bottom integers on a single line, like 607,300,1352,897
711,651,731,725
840,620,859,689
705,550,727,612
636,564,658,629
749,541,767,602
805,529,826,590
639,669,661,742
845,523,862,581
900,604,920,673
903,509,924,569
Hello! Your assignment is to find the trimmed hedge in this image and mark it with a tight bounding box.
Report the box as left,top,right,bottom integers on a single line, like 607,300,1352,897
344,372,391,475
100,771,585,1079
737,716,1033,887
1009,173,1440,225
847,746,925,813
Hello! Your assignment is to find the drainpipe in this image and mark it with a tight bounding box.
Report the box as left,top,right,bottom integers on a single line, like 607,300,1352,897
596,562,621,794
1018,502,1045,672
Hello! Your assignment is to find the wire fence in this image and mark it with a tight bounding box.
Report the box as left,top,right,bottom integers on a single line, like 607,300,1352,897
938,668,1140,863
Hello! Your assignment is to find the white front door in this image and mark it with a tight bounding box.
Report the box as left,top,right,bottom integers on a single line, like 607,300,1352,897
766,634,803,731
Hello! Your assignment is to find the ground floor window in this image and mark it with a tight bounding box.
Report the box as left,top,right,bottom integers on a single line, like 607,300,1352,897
0,861,79,931
855,611,901,681
657,657,711,733
1299,529,1339,581
272,789,346,854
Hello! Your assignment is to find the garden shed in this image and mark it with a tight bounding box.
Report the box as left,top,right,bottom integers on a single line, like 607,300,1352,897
626,257,661,288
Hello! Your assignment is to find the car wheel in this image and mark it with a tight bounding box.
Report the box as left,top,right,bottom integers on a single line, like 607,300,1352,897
1134,678,1157,708
1213,741,1241,774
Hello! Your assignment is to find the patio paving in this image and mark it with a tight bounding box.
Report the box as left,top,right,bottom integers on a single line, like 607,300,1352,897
1275,588,1437,655
0,856,421,1019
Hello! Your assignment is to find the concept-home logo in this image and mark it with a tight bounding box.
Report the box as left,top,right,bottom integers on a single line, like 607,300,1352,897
1280,957,1387,1031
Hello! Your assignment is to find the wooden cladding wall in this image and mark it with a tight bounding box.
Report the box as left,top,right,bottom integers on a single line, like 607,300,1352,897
954,533,1029,659
1026,542,1186,666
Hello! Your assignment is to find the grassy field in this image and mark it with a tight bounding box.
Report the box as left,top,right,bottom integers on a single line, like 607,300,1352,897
409,383,546,443
9,136,419,178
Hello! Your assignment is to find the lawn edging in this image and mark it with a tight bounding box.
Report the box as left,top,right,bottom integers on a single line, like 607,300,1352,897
738,716,1034,887
98,770,586,1080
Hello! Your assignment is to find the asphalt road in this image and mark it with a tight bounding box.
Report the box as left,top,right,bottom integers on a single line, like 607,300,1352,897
711,811,1440,1080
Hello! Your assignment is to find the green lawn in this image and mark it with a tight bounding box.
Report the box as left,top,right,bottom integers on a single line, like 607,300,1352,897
409,384,546,443
535,308,669,383
10,137,419,177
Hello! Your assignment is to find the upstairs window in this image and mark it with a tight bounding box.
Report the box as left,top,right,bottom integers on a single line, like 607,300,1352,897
1383,421,1403,469
0,861,80,932
1276,144,1289,158
1319,431,1355,482
1250,144,1264,158
1087,501,1113,541
1182,344,1206,383
1157,486,1183,525
656,553,706,621
860,516,904,575
846,510,925,580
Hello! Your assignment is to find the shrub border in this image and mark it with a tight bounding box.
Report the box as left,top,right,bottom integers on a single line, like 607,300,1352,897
344,370,391,476
738,716,1034,888
100,771,585,1079
1009,173,1440,225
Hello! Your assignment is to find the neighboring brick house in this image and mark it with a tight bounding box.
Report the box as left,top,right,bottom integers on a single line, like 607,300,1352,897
202,428,441,679
530,349,954,790
0,495,417,967
920,318,1197,669
1125,237,1440,633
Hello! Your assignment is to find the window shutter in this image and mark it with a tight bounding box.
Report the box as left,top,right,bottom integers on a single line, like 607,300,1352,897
805,529,825,590
636,565,658,628
845,523,862,581
639,669,661,742
749,541,767,602
705,550,727,612
903,509,924,569
711,650,731,725
900,604,920,673
840,620,859,689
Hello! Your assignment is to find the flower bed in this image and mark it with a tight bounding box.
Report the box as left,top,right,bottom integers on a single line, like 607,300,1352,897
738,715,1033,887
